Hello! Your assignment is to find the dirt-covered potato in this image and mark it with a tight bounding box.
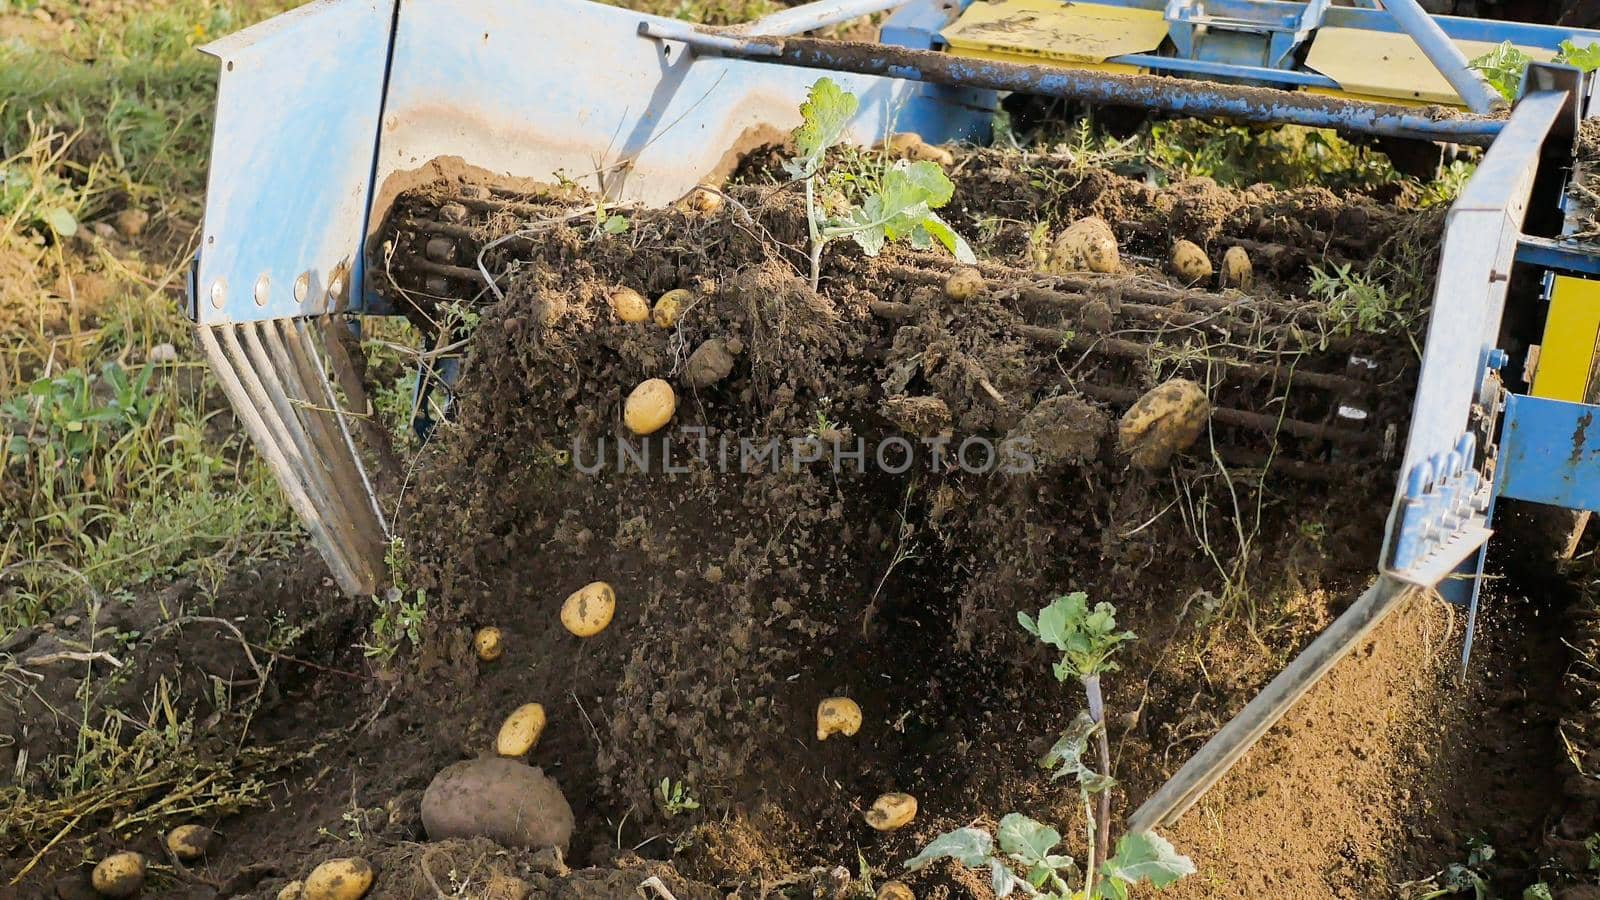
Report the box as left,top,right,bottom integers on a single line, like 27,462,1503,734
1221,246,1253,289
496,702,547,757
277,881,305,900
1046,217,1120,274
883,132,955,167
304,857,373,900
653,288,691,328
422,757,575,851
682,184,724,214
877,882,916,900
166,823,212,862
608,287,650,323
685,339,736,388
1118,378,1210,468
1170,240,1213,284
943,267,986,301
91,851,145,898
624,378,676,436
561,581,616,637
474,626,503,662
816,697,862,740
864,792,917,831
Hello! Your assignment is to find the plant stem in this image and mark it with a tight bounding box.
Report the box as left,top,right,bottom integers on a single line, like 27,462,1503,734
1084,673,1112,872
804,174,824,292
1082,793,1097,900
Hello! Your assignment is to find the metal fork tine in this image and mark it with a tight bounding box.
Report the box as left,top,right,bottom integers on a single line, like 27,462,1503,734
197,324,368,595
287,319,391,536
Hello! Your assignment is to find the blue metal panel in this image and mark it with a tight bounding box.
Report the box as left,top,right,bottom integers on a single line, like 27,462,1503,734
1498,394,1600,510
880,0,952,49
1516,236,1600,277
193,0,396,325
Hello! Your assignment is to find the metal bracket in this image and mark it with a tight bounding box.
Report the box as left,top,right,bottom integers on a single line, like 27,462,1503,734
1383,433,1494,587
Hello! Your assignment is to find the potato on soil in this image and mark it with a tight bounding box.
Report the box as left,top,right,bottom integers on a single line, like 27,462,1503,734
561,581,616,637
816,696,862,740
624,378,676,436
1170,239,1213,284
877,882,916,900
653,288,691,328
421,757,575,851
682,184,724,214
865,792,917,831
474,626,503,661
943,267,985,301
883,132,955,167
277,882,305,900
166,823,212,862
1221,245,1253,289
304,857,373,900
685,338,736,388
496,702,547,757
1045,217,1119,274
91,851,145,898
1118,378,1210,469
608,287,650,323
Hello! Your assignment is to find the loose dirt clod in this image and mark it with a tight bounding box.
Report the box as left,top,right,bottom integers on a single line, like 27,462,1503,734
685,339,736,388
881,396,951,437
1009,394,1108,468
496,702,547,757
90,851,144,897
865,793,918,831
420,758,575,851
303,857,374,900
1117,378,1211,468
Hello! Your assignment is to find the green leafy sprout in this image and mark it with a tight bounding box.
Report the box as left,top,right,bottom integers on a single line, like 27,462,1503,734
1470,40,1600,103
1019,592,1136,684
784,77,975,291
655,776,701,817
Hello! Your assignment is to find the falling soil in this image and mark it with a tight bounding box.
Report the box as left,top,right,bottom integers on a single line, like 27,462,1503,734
1,146,1578,899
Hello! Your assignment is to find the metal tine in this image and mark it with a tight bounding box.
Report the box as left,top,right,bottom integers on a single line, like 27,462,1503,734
198,325,367,595
268,319,387,573
235,322,374,588
289,319,391,535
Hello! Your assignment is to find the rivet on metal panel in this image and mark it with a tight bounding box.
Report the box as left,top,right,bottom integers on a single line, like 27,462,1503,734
295,272,310,303
254,274,271,307
210,279,227,310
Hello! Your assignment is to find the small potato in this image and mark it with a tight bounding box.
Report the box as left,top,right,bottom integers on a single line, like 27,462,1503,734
943,268,986,302
1169,240,1213,285
92,851,145,898
609,287,650,323
166,823,212,862
561,581,616,637
1221,246,1253,289
496,702,547,757
653,288,691,328
877,882,916,900
278,882,305,900
474,626,503,662
1045,217,1120,274
816,697,862,740
884,132,955,167
624,378,676,436
683,185,724,215
864,792,917,831
304,857,374,900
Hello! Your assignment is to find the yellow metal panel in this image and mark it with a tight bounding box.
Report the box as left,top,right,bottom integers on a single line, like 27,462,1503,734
1307,28,1555,106
941,0,1167,66
1532,275,1600,402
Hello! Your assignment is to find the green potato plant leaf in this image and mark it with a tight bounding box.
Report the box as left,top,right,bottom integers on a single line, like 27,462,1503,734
1020,592,1136,681
1039,712,1115,792
1559,40,1600,71
904,826,993,872
785,77,858,180
835,160,976,263
1099,831,1197,899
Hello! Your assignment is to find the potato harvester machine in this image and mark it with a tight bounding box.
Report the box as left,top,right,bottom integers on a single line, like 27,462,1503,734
189,0,1600,836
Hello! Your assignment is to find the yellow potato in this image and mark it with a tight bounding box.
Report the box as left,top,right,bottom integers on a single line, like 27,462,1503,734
943,268,986,302
653,288,691,328
278,882,305,900
474,626,503,662
864,792,917,831
304,857,374,900
496,702,548,757
1046,217,1120,274
1169,240,1213,285
877,882,916,900
1221,246,1253,289
816,697,863,740
884,132,955,167
561,581,616,637
91,851,145,898
1118,378,1211,469
166,823,212,862
683,185,724,214
624,378,676,436
608,287,650,323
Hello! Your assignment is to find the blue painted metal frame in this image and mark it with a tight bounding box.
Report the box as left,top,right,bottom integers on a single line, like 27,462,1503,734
1498,394,1600,510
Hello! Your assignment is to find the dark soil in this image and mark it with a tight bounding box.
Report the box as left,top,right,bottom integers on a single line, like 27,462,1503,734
1,146,1580,899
